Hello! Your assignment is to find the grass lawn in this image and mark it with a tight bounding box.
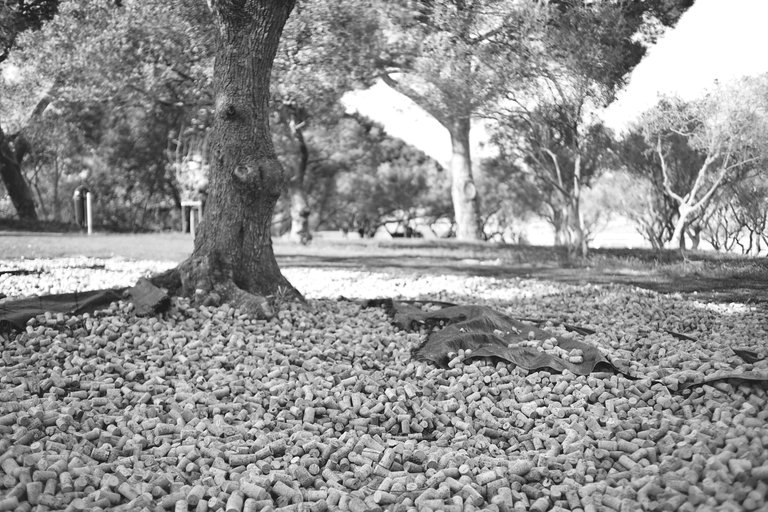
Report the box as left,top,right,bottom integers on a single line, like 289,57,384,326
1,229,766,303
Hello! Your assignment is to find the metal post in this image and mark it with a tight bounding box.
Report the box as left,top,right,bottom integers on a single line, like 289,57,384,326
86,192,93,235
190,206,196,238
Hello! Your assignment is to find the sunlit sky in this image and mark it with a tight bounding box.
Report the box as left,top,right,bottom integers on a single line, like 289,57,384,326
343,0,768,165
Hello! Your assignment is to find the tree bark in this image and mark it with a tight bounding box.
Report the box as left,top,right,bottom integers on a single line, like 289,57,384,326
448,117,482,241
53,154,61,221
550,205,569,246
287,116,311,244
0,80,62,221
0,127,38,220
570,154,588,258
156,0,300,318
669,203,692,250
289,184,311,244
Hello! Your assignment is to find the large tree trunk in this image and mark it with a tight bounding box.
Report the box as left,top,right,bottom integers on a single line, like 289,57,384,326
448,117,482,240
156,0,299,318
0,127,38,220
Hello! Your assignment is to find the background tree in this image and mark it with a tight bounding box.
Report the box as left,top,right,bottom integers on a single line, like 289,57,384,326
702,174,768,255
635,76,768,249
1,0,60,62
477,156,540,243
271,0,380,243
271,115,451,238
0,0,61,220
488,0,692,256
325,118,450,237
377,0,692,243
377,0,543,241
616,127,703,248
21,101,90,222
4,0,215,228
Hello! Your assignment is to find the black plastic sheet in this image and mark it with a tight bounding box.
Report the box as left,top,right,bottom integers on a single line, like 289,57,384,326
0,278,169,332
370,300,623,376
0,288,126,332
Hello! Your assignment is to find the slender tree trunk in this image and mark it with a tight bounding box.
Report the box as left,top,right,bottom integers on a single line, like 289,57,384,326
289,184,311,243
33,177,48,220
688,225,701,250
0,81,61,221
0,127,38,220
669,204,692,250
288,121,311,244
569,155,588,257
155,0,299,318
448,117,482,240
570,199,587,257
552,206,569,246
53,153,61,221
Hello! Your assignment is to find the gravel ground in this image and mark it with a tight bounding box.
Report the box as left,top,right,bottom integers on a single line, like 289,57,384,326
1,258,768,512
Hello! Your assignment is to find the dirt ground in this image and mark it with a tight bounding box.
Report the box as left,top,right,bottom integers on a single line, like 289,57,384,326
1,230,766,304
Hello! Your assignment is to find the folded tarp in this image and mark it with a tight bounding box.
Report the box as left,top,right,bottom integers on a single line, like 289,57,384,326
0,288,126,332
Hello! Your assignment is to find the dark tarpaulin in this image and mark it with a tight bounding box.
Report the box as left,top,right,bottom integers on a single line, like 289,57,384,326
0,279,170,332
368,299,768,392
366,300,623,376
0,288,127,332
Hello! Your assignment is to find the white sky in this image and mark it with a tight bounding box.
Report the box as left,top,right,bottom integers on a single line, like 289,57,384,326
344,0,768,161
602,0,768,131
343,81,456,167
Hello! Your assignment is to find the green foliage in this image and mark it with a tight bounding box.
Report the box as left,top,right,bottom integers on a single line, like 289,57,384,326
332,123,450,237
380,0,536,120
1,0,214,228
478,155,541,243
21,101,91,221
486,0,693,252
274,0,380,110
0,0,699,239
0,0,60,63
615,124,703,248
702,175,768,255
273,116,451,237
625,75,768,248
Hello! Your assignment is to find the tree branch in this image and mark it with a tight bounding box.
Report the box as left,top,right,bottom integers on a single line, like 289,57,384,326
379,73,450,128
657,136,685,204
686,151,718,204
542,148,565,190
688,158,733,215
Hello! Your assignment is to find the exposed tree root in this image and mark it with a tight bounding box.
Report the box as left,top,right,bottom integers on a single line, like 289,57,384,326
196,279,274,318
148,254,303,320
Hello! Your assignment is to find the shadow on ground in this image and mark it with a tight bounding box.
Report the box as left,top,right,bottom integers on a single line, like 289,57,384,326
1,226,765,304
277,251,768,304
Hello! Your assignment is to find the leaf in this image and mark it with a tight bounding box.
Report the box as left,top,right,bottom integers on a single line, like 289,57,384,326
679,371,768,394
732,348,764,364
666,330,698,342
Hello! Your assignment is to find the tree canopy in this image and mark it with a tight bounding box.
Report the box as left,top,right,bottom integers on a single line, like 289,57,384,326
626,75,768,248
0,0,60,63
12,0,768,268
